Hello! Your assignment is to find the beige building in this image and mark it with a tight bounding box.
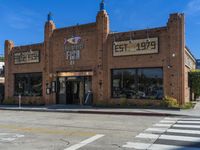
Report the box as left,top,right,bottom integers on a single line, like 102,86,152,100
4,1,196,106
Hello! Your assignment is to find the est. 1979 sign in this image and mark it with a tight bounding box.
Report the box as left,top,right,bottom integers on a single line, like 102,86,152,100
113,37,158,56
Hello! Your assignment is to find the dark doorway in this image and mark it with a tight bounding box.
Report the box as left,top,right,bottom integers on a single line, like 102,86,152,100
57,76,92,105
66,81,80,104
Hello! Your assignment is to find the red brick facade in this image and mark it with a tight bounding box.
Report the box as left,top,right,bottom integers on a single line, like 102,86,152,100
4,9,196,105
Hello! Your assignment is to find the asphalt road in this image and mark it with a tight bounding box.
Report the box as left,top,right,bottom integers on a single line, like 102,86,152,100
0,110,163,150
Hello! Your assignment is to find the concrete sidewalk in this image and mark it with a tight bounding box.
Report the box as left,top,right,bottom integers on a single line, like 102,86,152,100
0,101,200,117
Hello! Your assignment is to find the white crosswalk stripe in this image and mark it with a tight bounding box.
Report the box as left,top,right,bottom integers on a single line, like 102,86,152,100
123,142,200,150
177,121,200,124
123,116,200,149
160,120,176,123
154,123,173,127
173,124,200,128
145,128,168,133
181,118,200,121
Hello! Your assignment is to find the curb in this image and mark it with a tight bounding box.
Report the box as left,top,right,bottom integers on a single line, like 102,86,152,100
0,107,186,117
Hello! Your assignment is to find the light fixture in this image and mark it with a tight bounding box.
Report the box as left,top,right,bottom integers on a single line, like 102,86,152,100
168,65,172,69
112,31,116,45
146,27,150,42
129,32,133,43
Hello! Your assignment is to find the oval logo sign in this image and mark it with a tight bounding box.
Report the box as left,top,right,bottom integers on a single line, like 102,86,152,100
64,36,81,45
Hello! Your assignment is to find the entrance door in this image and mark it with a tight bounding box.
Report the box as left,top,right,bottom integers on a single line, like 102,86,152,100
57,76,92,105
58,77,66,104
66,80,80,104
66,81,73,104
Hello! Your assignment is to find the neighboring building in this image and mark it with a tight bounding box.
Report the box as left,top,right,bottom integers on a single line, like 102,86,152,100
0,61,4,103
184,47,196,101
0,62,5,77
196,59,200,69
4,1,196,105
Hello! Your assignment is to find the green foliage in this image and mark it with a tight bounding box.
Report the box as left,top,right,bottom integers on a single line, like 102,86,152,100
119,98,128,106
95,100,108,107
180,102,194,109
189,70,200,100
0,57,4,62
161,96,179,108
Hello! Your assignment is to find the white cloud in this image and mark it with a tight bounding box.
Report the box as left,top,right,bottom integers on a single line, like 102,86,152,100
186,0,200,15
0,4,41,30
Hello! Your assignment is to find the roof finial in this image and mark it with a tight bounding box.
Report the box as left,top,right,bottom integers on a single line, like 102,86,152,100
100,0,105,11
47,12,52,22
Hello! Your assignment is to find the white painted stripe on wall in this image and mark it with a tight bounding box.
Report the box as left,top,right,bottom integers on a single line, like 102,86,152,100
177,121,200,124
173,124,200,129
159,134,200,142
154,124,172,127
123,142,200,150
167,129,200,134
64,134,104,150
145,128,168,133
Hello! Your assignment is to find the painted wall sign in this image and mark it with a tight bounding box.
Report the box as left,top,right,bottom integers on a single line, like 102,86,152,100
14,50,40,64
57,71,93,77
64,36,84,62
113,37,158,56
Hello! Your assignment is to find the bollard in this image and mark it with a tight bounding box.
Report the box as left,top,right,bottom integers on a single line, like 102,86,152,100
19,94,21,109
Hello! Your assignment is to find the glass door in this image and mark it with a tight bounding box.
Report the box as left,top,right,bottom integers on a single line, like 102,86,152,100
58,77,66,104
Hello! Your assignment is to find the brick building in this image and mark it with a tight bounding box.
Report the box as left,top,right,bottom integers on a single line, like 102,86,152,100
4,1,196,106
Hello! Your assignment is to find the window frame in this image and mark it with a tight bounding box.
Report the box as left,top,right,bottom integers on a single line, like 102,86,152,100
14,72,43,97
111,67,164,100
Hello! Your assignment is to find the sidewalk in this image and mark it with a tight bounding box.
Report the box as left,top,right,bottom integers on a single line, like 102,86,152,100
0,101,200,117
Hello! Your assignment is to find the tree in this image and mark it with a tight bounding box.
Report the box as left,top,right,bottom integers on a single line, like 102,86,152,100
0,57,4,62
189,70,200,100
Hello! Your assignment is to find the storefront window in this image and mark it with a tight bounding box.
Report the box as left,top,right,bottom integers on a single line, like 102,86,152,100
112,69,136,99
137,68,163,99
112,68,163,99
14,73,42,96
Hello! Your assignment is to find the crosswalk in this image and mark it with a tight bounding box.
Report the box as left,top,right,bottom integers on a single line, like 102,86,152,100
123,117,200,150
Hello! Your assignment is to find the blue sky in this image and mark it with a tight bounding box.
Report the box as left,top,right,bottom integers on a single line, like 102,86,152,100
0,0,200,58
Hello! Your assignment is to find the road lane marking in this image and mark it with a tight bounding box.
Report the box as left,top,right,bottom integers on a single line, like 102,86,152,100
146,128,200,135
64,134,104,150
164,117,181,120
154,123,172,127
159,134,200,142
136,133,200,142
160,120,176,123
136,133,159,139
167,129,200,134
173,124,200,129
177,121,200,124
181,118,200,121
0,133,24,142
149,144,200,150
123,142,151,149
122,142,199,150
123,142,200,150
145,128,168,133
